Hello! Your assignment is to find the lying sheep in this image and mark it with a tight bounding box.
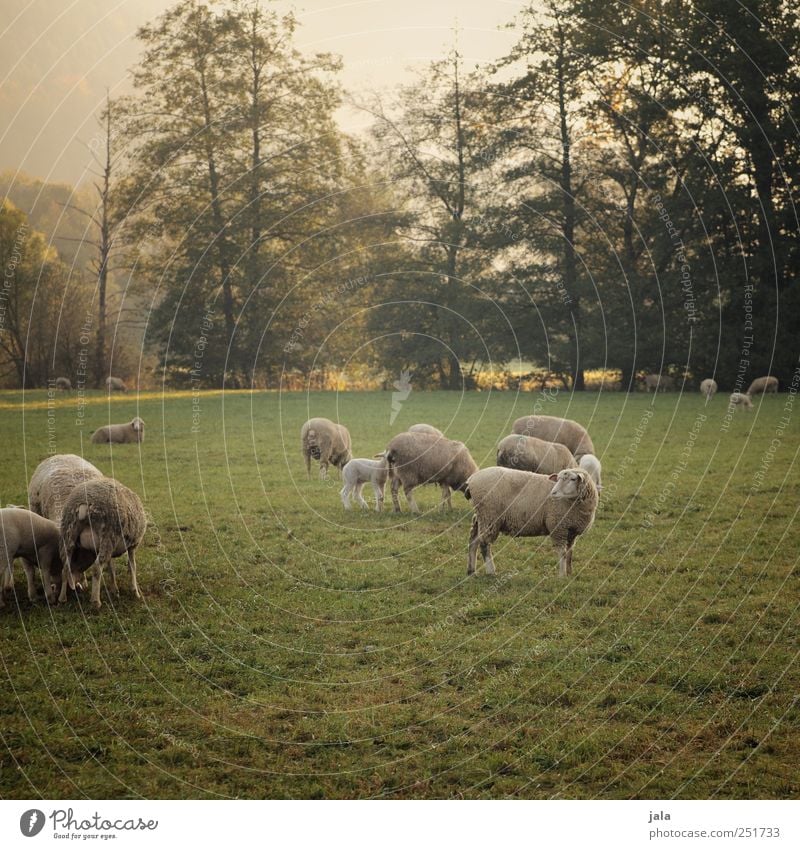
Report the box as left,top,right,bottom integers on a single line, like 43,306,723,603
58,477,147,609
340,457,389,511
0,508,62,606
28,454,104,524
643,373,675,392
408,423,444,436
55,377,72,391
106,376,128,393
747,375,778,395
729,392,753,409
91,416,145,444
301,417,352,479
384,431,478,513
699,378,718,400
511,415,595,459
465,467,598,577
496,434,576,475
578,454,603,491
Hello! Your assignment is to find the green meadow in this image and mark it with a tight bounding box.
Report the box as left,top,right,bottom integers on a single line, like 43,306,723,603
0,388,797,799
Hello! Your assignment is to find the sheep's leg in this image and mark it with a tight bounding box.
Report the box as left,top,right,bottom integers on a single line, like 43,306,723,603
319,459,328,480
108,560,119,597
58,542,77,603
480,541,496,575
88,557,105,609
127,547,142,599
340,482,352,509
391,476,402,513
0,549,12,607
404,484,420,514
22,557,38,602
355,483,369,510
557,542,575,578
372,482,384,512
467,516,479,575
439,484,451,512
304,451,311,478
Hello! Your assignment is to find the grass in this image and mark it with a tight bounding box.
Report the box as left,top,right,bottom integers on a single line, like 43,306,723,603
0,387,797,799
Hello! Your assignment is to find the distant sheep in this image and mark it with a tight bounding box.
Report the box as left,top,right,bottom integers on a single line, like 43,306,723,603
729,392,753,409
384,431,478,513
301,417,352,479
91,417,145,445
340,457,389,511
408,423,444,436
747,376,778,395
58,477,147,609
700,378,718,400
55,377,72,391
0,508,62,606
465,467,598,577
511,415,595,459
106,376,128,393
644,373,675,392
28,454,104,524
496,434,575,475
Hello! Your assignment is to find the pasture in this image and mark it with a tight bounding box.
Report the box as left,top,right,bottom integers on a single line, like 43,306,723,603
0,387,797,799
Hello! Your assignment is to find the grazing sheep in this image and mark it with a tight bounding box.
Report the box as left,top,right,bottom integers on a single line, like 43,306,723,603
747,375,778,395
496,434,576,475
91,416,145,445
408,423,444,436
0,508,62,606
340,457,389,511
578,453,603,491
511,415,595,459
28,454,104,524
384,431,478,513
729,392,753,409
106,376,128,393
465,467,598,577
699,378,718,400
301,417,352,479
643,373,675,392
55,377,72,391
58,477,147,609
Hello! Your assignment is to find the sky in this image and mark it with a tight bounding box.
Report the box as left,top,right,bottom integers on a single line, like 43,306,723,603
0,0,524,187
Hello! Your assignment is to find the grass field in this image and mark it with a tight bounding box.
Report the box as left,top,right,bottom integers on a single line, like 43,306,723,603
0,387,798,799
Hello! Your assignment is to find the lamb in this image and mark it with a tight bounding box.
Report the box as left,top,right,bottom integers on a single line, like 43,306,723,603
465,466,598,577
58,477,147,609
578,453,603,490
384,431,478,513
747,375,778,395
699,378,718,400
511,415,595,459
301,417,352,479
729,392,753,409
28,454,104,524
340,457,389,511
55,377,72,391
496,434,576,475
408,423,444,436
0,508,62,606
106,376,128,393
91,416,145,445
643,373,675,392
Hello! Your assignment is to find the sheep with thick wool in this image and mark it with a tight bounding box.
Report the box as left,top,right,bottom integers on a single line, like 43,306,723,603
511,415,595,459
106,376,127,393
578,454,603,490
643,373,675,392
55,377,72,391
91,417,145,444
58,477,147,609
465,466,598,577
301,417,352,479
700,378,718,400
340,457,389,511
28,454,104,524
747,375,778,395
0,508,62,606
408,423,443,436
496,433,576,475
729,391,753,409
384,431,478,513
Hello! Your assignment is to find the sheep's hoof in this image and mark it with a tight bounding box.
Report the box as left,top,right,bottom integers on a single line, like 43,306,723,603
91,601,102,610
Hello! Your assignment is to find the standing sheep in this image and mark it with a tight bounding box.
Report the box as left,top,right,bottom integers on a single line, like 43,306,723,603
58,477,147,609
106,376,128,393
511,415,595,459
301,417,352,479
747,376,778,395
384,431,478,513
729,392,753,409
496,434,576,475
340,457,389,511
465,467,598,577
699,378,717,400
0,508,62,606
408,423,444,436
578,454,603,490
28,454,104,524
91,417,145,444
55,377,72,391
643,373,675,392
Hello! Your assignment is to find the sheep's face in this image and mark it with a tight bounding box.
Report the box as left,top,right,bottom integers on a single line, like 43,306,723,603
131,417,145,432
548,469,591,500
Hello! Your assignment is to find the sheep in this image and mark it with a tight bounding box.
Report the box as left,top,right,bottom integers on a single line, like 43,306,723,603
496,434,576,475
383,431,478,513
729,391,753,409
58,477,147,609
700,378,718,400
0,508,62,606
408,423,444,436
91,416,145,445
55,377,72,391
106,376,128,393
578,453,603,491
643,373,675,392
301,417,352,479
747,375,778,395
465,466,598,577
340,457,389,511
511,415,595,459
28,454,104,524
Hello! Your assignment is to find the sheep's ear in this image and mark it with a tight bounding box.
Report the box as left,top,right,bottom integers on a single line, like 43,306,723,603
548,473,559,482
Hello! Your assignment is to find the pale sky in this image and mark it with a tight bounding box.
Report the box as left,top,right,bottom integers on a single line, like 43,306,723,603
0,0,525,186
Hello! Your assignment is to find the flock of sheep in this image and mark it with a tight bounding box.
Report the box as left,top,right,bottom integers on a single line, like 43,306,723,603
648,373,779,408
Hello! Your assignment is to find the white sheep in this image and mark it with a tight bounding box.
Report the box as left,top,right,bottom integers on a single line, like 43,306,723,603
106,376,128,393
699,378,718,400
729,392,753,409
28,454,104,524
384,431,478,513
747,375,778,395
496,433,576,475
465,466,598,577
0,508,62,606
340,457,389,511
301,417,352,479
91,417,145,444
578,453,603,491
511,415,595,459
408,423,444,436
55,377,72,391
58,477,147,609
643,373,675,392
